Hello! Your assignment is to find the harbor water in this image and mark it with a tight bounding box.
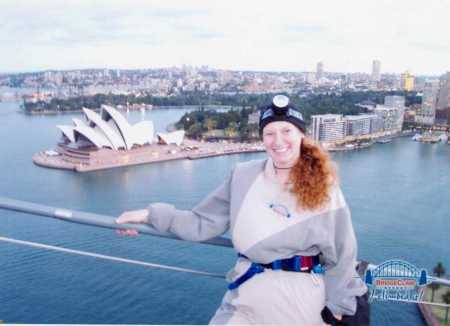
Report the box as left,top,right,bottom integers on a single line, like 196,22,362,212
0,101,449,325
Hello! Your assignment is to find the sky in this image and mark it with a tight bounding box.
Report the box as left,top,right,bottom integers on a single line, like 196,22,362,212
0,0,449,75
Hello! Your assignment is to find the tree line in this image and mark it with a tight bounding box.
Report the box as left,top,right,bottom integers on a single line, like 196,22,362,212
23,90,421,118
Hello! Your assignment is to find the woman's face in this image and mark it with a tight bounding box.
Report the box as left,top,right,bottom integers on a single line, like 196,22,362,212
262,121,304,168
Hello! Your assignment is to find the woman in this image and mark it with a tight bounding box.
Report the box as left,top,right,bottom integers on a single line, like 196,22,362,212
116,95,368,325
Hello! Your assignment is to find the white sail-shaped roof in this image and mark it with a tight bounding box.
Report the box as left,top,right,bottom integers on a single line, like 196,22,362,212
101,105,134,149
57,125,76,143
131,120,154,145
73,125,112,148
157,130,185,146
57,105,156,150
72,118,88,127
82,108,126,150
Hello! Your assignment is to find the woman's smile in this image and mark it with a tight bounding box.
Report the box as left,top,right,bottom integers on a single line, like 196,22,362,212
263,121,304,168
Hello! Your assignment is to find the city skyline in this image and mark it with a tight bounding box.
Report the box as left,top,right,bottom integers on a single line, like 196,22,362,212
1,0,449,75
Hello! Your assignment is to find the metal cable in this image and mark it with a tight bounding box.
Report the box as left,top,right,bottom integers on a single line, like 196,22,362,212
1,235,449,307
0,236,225,279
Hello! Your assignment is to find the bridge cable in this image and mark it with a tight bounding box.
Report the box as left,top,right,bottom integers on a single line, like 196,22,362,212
1,235,450,307
0,235,225,279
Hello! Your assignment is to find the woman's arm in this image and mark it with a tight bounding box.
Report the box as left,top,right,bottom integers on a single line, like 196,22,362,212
116,169,234,241
320,190,367,317
147,175,232,241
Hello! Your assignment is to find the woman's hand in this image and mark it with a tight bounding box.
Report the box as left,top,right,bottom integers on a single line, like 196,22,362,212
321,306,343,325
115,209,149,236
323,314,342,325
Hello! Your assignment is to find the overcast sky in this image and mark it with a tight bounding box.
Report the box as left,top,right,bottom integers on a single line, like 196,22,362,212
1,0,449,75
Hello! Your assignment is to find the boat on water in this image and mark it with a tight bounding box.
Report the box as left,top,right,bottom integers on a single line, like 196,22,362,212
439,133,448,143
328,141,374,152
376,138,392,144
412,133,441,143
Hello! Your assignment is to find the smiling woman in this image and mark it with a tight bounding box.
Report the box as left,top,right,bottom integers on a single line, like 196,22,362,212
116,95,368,325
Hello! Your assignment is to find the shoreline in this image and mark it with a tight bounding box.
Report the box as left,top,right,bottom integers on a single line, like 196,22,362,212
21,104,239,115
33,140,265,172
32,131,427,173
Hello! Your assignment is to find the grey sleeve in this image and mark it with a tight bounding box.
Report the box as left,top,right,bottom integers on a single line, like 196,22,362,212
147,173,232,242
320,201,367,316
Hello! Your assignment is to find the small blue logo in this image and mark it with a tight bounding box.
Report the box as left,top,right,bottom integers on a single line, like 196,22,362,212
365,259,430,302
268,203,291,218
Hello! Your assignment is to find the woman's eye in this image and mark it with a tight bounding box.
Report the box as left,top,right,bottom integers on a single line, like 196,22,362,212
264,132,274,137
283,129,291,133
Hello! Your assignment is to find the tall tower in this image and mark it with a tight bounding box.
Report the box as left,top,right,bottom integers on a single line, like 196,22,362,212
384,95,406,131
371,60,381,82
401,71,415,91
437,72,450,110
416,80,439,125
316,61,324,80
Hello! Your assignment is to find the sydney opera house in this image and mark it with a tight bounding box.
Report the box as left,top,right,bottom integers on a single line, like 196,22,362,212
33,105,187,172
33,104,264,172
58,105,184,149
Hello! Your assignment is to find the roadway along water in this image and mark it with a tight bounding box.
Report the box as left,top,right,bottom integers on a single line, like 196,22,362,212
0,101,449,325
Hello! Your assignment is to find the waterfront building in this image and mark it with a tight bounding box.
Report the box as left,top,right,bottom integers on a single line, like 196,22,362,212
311,114,345,143
373,106,402,132
58,105,155,150
370,115,385,133
416,80,439,125
401,71,415,91
437,72,450,111
345,114,378,136
371,60,381,82
384,95,405,130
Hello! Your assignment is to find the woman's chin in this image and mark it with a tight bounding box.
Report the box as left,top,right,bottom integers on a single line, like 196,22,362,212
272,157,295,167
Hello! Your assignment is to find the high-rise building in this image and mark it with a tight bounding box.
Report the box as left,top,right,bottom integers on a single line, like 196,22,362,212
384,95,405,131
374,106,403,132
437,72,450,110
311,114,345,143
414,77,426,92
345,114,379,136
316,61,324,80
416,80,439,125
401,71,415,91
371,60,381,82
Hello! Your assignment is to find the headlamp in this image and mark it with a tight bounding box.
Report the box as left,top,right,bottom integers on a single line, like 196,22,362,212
261,95,304,122
259,94,306,135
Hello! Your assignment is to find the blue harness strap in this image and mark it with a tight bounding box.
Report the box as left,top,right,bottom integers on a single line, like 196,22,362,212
228,262,265,290
228,254,325,290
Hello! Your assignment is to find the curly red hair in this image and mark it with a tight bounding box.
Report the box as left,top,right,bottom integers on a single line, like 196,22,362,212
289,138,336,210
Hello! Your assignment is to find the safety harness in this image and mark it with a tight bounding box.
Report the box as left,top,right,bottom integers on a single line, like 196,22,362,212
228,253,326,290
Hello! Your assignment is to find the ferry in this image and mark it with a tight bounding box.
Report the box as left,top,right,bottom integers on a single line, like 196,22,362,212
412,133,441,143
376,137,392,144
328,141,373,152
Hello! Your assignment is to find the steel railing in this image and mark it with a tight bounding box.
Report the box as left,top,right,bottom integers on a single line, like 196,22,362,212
1,195,449,294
